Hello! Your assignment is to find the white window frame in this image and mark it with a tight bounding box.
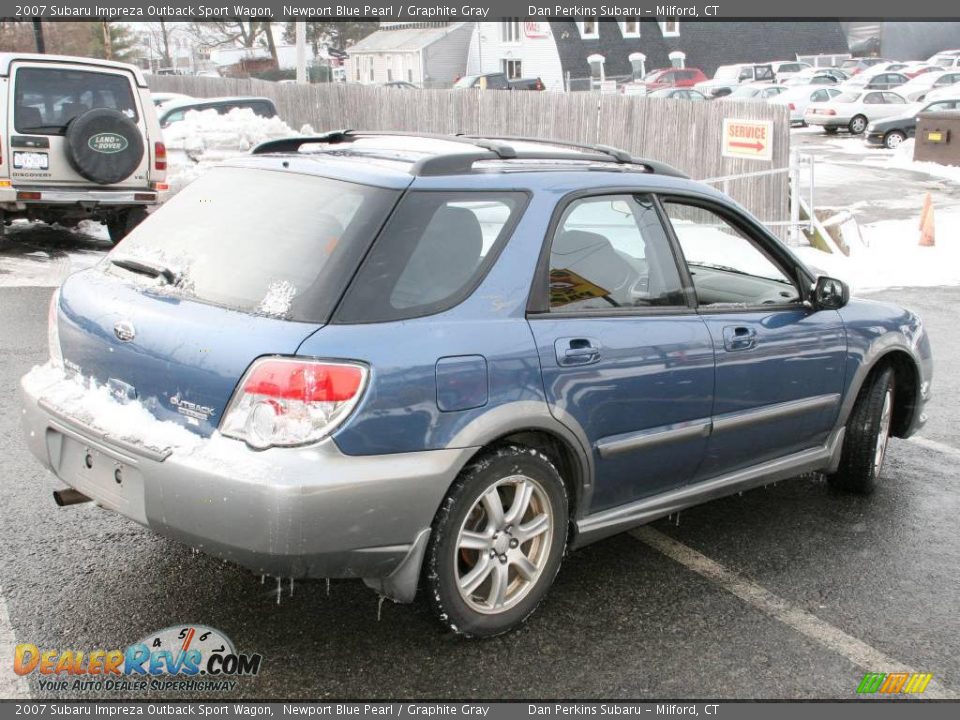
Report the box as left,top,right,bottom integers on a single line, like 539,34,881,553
503,59,523,80
501,20,522,43
578,20,599,39
620,18,641,38
660,20,680,38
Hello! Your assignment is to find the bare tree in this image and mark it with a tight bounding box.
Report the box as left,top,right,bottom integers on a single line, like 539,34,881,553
32,18,44,53
189,20,264,49
261,20,278,67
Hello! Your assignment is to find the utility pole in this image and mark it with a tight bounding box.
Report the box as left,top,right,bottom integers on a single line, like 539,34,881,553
101,21,113,59
32,19,45,53
296,22,307,83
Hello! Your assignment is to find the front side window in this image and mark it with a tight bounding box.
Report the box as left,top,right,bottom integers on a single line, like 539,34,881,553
881,92,906,104
336,192,527,323
14,66,139,135
662,201,799,307
547,195,686,312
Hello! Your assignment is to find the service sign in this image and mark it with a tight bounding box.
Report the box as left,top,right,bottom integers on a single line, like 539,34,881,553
722,118,773,162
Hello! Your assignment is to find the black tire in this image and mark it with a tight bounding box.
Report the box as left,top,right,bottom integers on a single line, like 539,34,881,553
64,108,144,185
884,130,907,150
828,367,895,495
107,207,148,245
824,126,839,134
425,445,568,638
849,115,868,135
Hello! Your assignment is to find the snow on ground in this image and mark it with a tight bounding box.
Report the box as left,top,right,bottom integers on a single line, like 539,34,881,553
794,205,960,292
888,138,960,183
164,107,298,194
0,220,107,287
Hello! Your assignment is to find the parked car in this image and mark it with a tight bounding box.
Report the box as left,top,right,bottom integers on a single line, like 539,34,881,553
150,92,193,108
770,60,812,82
805,89,909,134
901,63,941,79
865,96,960,148
642,67,708,91
770,86,842,125
453,73,544,91
782,72,841,87
694,63,775,97
928,50,960,69
840,57,890,75
924,81,960,102
723,83,787,101
647,88,707,100
0,52,166,244
894,70,960,101
381,81,418,90
20,131,932,637
157,96,278,128
841,71,910,91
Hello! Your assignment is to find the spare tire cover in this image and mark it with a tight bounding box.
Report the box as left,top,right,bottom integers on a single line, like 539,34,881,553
64,108,145,185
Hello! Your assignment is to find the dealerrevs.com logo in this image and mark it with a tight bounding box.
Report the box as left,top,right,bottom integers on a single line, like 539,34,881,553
14,625,262,693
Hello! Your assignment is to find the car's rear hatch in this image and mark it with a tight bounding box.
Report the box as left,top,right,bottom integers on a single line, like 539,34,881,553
54,164,402,439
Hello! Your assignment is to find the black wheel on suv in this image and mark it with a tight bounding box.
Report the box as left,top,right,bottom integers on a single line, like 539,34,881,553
425,445,568,637
107,207,148,245
827,366,895,495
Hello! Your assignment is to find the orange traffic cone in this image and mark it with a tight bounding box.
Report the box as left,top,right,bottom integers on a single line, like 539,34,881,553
919,193,935,247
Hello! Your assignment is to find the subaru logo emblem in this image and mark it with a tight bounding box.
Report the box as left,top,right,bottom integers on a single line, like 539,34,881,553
114,320,136,343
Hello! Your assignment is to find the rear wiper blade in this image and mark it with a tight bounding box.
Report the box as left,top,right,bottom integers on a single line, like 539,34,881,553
109,256,180,286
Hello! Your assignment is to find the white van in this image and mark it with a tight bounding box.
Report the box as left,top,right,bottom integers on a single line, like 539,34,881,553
1,53,166,244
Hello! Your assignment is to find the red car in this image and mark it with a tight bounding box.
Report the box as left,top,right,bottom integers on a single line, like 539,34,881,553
642,67,708,91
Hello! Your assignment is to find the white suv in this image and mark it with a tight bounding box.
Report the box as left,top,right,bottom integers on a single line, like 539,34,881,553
1,53,166,244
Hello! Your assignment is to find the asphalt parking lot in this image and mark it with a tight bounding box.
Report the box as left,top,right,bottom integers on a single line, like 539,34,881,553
1,129,958,701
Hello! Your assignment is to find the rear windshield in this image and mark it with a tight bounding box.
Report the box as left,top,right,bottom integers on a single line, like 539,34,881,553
14,66,139,135
105,167,399,323
335,191,528,323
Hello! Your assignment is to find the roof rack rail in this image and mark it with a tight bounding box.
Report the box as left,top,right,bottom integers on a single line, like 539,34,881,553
457,134,689,178
250,130,689,179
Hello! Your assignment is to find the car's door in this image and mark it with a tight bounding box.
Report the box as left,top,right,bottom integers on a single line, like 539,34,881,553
880,92,909,115
659,198,846,480
527,193,714,512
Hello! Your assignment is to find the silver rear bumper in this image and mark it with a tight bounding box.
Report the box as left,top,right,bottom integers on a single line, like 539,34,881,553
20,374,473,601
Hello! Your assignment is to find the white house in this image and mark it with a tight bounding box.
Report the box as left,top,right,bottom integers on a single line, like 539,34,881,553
465,21,566,91
345,22,475,87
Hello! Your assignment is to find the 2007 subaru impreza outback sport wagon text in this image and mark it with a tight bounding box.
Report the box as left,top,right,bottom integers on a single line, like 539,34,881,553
21,132,932,637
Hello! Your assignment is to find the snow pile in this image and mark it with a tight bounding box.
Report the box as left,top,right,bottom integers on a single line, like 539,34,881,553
22,362,203,455
256,280,297,318
793,205,960,292
887,138,960,183
163,107,298,194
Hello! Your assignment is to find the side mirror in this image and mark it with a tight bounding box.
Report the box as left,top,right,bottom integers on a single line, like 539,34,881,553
812,276,850,310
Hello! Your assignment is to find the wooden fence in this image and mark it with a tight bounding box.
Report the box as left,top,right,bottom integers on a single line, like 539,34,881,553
149,76,791,230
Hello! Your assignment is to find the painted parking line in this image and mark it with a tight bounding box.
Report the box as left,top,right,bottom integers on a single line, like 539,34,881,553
907,435,960,459
631,526,957,699
0,587,31,699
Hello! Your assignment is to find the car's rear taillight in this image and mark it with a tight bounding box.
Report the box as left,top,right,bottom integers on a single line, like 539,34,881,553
788,102,796,111
48,289,63,369
221,357,368,450
154,142,167,171
825,109,837,115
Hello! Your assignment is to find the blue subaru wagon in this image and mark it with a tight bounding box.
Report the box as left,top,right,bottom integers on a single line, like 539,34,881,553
21,132,932,637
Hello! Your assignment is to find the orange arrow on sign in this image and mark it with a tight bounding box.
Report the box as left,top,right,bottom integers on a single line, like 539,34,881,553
729,140,765,151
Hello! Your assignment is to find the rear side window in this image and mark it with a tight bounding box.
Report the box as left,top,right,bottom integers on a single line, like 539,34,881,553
106,167,399,323
335,192,527,323
14,67,139,135
547,194,686,312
